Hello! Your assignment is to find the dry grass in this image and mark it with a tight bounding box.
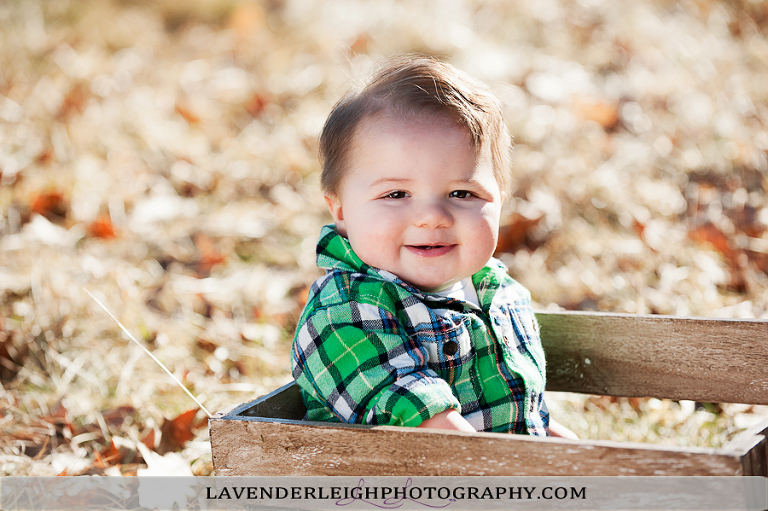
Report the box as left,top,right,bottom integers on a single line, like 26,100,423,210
2,0,768,475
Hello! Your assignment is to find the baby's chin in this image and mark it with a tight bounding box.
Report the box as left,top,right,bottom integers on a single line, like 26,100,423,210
411,277,463,293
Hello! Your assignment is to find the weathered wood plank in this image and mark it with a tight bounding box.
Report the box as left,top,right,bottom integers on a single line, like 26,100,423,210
233,382,304,420
210,312,768,477
537,311,768,404
209,416,749,477
727,417,768,476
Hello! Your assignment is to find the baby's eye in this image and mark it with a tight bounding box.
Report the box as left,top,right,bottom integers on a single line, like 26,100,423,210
449,190,473,199
384,191,408,199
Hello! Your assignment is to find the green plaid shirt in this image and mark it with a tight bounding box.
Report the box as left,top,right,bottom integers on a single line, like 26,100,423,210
291,225,548,435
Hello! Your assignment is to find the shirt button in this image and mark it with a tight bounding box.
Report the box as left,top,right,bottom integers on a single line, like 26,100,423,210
443,340,458,356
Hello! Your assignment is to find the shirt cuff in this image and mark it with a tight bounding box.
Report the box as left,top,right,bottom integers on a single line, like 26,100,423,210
365,371,460,427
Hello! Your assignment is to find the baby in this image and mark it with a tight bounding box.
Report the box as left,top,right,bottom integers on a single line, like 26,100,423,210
292,55,569,436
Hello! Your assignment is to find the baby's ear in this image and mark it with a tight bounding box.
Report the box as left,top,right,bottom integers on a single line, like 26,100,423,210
324,192,347,235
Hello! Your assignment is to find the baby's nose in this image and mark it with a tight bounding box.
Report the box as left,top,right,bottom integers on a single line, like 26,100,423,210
412,201,453,228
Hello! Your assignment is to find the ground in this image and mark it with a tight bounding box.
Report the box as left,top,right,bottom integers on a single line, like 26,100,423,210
2,0,768,476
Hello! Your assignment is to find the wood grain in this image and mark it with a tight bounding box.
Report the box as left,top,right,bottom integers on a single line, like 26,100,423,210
210,312,768,477
726,417,768,476
234,382,305,420
537,311,768,404
210,416,750,476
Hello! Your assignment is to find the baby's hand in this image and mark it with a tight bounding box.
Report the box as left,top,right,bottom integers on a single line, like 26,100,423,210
417,409,475,432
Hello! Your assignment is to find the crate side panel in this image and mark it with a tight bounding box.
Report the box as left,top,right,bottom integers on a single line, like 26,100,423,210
233,381,306,420
538,311,768,404
210,418,745,477
728,417,768,476
741,436,767,477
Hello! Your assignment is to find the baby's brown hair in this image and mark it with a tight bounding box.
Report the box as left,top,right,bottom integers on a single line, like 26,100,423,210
319,55,512,196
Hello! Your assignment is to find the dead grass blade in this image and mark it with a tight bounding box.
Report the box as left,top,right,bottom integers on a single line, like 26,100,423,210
84,289,212,418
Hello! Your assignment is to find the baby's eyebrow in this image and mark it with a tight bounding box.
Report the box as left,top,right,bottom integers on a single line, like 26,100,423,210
448,177,484,187
369,177,412,187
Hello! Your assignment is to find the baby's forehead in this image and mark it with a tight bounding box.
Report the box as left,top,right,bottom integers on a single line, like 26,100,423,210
352,110,474,147
338,114,502,189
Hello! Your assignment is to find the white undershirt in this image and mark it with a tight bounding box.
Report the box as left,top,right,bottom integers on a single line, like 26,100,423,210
433,278,480,307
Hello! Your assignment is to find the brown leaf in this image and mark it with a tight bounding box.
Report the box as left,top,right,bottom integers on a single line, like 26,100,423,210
632,219,645,238
39,401,74,438
572,95,620,130
35,146,54,166
30,190,68,221
495,212,544,255
158,409,204,454
58,83,89,119
196,338,218,353
287,283,310,310
87,215,118,239
244,92,270,117
98,437,142,466
175,102,200,124
102,405,137,430
8,428,52,458
228,3,266,40
688,222,748,291
99,439,122,466
350,33,370,54
730,205,766,238
141,428,157,451
688,223,736,261
0,327,27,382
193,233,226,276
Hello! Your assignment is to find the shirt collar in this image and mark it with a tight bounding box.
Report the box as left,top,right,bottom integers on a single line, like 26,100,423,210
315,224,503,310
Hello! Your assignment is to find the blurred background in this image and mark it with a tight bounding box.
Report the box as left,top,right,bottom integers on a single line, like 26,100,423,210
2,0,768,476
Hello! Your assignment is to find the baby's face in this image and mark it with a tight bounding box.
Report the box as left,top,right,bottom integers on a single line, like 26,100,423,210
325,113,504,292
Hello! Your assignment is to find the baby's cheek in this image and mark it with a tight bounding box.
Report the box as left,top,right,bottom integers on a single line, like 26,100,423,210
470,221,499,257
351,229,395,268
480,203,502,228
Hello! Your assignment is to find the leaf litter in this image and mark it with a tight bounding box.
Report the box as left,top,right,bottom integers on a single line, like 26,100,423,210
2,0,768,476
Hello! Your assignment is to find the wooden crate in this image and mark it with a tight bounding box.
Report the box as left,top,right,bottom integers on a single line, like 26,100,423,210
210,311,768,477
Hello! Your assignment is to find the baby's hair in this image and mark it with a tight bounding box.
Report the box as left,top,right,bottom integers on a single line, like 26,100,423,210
319,55,512,196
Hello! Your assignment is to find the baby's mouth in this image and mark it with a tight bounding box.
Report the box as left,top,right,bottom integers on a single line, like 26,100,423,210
406,244,455,257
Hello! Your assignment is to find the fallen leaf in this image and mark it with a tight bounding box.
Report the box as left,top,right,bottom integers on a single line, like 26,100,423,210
58,82,89,119
39,400,74,439
290,283,310,309
102,405,137,430
228,3,266,41
36,146,54,166
141,428,157,451
7,427,52,458
99,439,123,466
196,338,218,353
193,233,226,276
175,102,200,124
30,191,67,222
158,409,204,454
633,219,646,238
688,222,748,291
350,33,370,54
730,204,765,238
495,212,544,255
688,223,736,261
572,95,620,130
244,92,270,117
0,328,27,382
87,215,118,239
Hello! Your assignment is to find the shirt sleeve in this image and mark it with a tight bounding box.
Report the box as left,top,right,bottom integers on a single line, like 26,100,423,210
291,299,460,427
538,398,551,436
